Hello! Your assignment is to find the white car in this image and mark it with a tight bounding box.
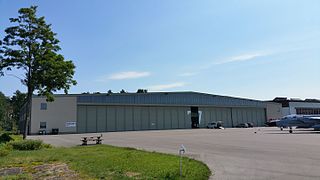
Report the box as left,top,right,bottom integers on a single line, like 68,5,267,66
207,121,224,129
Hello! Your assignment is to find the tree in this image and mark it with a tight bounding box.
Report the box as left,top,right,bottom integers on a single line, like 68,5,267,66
136,89,148,93
107,90,113,94
120,89,127,93
10,90,26,132
0,92,10,131
0,6,77,138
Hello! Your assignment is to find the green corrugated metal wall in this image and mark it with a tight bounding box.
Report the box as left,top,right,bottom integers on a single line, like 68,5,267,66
77,105,266,133
199,107,266,128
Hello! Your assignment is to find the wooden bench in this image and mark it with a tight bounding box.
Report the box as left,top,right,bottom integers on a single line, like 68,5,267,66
81,134,103,145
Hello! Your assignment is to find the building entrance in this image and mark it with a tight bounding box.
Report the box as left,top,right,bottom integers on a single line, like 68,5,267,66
191,107,199,128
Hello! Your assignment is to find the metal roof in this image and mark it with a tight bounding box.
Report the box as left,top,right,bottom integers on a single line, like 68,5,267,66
76,91,267,108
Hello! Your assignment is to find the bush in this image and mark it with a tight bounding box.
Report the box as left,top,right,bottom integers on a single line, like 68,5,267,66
0,133,13,144
0,147,10,157
7,139,51,151
0,144,12,157
41,143,53,149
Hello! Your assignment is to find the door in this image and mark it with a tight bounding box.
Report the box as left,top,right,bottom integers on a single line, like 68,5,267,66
191,107,199,128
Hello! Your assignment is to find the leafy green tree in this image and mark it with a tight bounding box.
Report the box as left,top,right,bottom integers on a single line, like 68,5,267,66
0,6,77,138
0,92,10,131
120,89,127,93
10,90,26,132
107,90,113,94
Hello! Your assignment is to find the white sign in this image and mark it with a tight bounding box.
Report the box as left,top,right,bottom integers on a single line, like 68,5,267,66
179,144,186,154
66,121,76,128
179,144,186,177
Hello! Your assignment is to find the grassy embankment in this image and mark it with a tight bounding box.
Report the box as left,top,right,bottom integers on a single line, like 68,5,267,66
0,135,211,179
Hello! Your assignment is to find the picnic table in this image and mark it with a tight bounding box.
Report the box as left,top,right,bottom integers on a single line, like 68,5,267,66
81,134,103,145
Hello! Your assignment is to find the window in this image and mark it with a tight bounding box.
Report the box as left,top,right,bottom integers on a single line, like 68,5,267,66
296,108,320,115
40,122,46,129
40,103,47,110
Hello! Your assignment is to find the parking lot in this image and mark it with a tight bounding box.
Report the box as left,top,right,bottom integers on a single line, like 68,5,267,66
29,127,320,180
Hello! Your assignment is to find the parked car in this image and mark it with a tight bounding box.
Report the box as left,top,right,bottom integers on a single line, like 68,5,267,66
247,122,254,128
236,123,249,128
207,121,224,129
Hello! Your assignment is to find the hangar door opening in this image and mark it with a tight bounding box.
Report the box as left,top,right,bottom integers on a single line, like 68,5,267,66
191,107,199,128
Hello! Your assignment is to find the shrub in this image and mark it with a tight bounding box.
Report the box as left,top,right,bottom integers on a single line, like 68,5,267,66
0,144,12,157
7,139,50,151
0,133,13,144
0,147,10,157
41,143,53,149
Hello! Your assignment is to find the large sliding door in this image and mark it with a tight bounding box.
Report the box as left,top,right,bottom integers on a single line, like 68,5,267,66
77,105,192,133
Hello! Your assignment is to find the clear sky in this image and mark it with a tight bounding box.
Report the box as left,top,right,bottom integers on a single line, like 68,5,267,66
0,0,319,100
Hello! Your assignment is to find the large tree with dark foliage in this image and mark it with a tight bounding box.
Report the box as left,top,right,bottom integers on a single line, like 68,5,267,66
0,6,77,138
10,90,26,131
120,89,127,93
0,92,10,131
136,89,148,93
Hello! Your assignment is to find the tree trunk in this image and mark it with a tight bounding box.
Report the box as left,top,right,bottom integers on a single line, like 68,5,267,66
23,90,32,139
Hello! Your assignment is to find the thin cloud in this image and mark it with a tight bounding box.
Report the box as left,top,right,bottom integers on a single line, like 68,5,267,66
213,51,270,65
179,72,198,77
97,71,151,82
109,71,150,80
148,82,186,91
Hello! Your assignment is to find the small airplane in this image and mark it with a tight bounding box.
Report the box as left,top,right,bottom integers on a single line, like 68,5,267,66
276,114,320,133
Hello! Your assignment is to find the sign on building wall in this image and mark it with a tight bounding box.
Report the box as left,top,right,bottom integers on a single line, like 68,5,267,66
66,121,77,128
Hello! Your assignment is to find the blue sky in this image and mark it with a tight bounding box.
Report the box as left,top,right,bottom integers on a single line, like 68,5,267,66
0,0,319,100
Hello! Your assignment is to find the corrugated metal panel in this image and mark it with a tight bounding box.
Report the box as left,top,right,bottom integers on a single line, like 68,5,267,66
185,111,191,128
77,92,266,108
231,108,266,127
77,106,86,133
97,106,106,132
257,109,266,126
164,108,171,129
116,107,125,131
178,107,186,129
87,106,97,133
200,108,209,128
77,105,267,133
200,107,233,128
133,107,141,130
107,107,116,131
125,107,133,131
171,109,179,128
225,109,233,127
149,107,157,130
141,107,149,130
157,107,164,129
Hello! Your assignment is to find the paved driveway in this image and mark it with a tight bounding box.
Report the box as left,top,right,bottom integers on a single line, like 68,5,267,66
29,127,320,180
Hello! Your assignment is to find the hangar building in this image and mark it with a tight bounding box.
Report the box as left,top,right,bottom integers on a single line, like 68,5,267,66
23,92,278,135
273,97,320,116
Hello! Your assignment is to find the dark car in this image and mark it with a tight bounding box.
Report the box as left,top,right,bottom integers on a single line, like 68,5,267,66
236,123,249,128
247,122,254,128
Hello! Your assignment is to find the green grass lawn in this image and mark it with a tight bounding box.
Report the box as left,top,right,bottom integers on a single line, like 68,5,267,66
0,145,211,179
